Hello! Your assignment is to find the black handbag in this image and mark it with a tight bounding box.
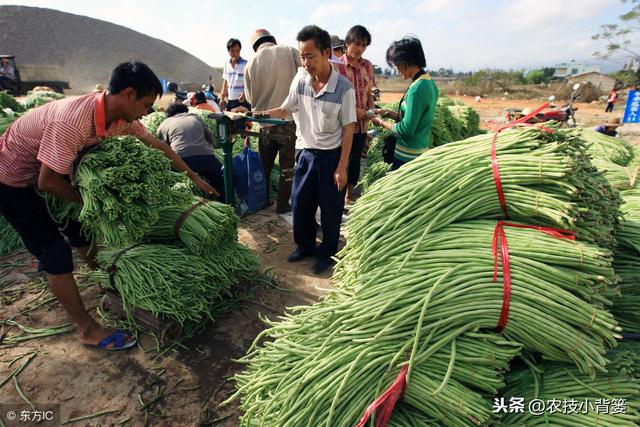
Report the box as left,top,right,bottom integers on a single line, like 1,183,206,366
382,134,397,164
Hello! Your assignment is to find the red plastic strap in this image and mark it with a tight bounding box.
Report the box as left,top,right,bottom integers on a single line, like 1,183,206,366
501,221,576,240
491,220,576,333
512,102,550,125
491,221,512,333
489,102,556,218
355,365,408,427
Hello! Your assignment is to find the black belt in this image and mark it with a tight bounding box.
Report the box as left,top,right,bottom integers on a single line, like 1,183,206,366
304,147,341,154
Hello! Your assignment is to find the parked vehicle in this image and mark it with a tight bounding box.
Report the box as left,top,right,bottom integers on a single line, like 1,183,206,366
505,83,581,127
0,55,69,94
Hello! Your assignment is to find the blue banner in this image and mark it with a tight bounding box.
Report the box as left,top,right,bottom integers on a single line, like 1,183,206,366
623,90,640,123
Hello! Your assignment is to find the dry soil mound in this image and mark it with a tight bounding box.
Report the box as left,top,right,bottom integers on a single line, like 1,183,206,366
0,5,221,93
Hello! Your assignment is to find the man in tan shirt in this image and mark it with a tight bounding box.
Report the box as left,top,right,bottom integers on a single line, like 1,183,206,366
244,29,301,213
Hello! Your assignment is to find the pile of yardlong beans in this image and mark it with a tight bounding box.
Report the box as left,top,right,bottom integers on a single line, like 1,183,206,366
591,158,639,190
499,353,640,426
74,136,185,247
572,127,633,166
89,241,259,325
349,127,620,260
229,221,620,425
148,195,238,255
611,189,640,332
229,126,625,426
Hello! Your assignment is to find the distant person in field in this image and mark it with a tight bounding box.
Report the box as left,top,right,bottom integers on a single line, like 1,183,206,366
594,117,622,137
329,34,344,64
220,38,250,112
332,25,376,204
371,37,439,171
241,28,301,214
157,103,224,200
605,88,619,113
0,61,217,352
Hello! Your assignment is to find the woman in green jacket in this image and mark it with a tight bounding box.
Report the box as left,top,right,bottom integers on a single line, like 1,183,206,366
372,37,438,170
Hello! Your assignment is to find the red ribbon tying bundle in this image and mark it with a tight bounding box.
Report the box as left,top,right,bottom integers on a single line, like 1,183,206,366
488,102,555,217
492,220,576,332
355,365,408,427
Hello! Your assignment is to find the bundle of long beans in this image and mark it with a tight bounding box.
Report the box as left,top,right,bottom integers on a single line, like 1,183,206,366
350,127,620,258
0,91,23,112
499,354,640,426
609,340,640,375
572,127,633,166
73,136,183,247
611,189,640,333
232,310,523,426
358,134,391,193
230,220,621,425
147,195,238,255
139,111,166,137
629,144,640,168
360,99,483,190
89,241,259,325
591,158,640,190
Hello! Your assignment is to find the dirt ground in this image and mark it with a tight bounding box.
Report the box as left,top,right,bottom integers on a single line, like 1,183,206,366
1,94,639,427
381,93,640,143
0,208,337,427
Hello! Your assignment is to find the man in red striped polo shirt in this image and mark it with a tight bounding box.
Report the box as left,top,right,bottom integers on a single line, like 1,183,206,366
0,61,217,351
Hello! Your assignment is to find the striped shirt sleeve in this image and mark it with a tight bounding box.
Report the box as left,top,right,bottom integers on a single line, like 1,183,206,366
37,121,85,175
127,120,152,139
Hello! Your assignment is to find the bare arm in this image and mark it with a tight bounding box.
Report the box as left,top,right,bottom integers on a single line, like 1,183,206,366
37,165,82,203
334,122,354,191
259,107,290,119
138,134,220,197
367,91,375,110
231,105,291,119
371,116,394,131
220,79,229,109
372,109,400,121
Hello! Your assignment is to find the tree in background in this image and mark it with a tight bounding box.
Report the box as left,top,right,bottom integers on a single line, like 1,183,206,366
593,0,640,83
524,68,556,84
525,69,547,84
464,69,525,92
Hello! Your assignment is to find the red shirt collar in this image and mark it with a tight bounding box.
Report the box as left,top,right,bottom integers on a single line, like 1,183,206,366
94,91,107,139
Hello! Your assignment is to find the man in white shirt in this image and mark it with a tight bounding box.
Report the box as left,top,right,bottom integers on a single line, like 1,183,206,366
220,38,250,111
248,25,356,274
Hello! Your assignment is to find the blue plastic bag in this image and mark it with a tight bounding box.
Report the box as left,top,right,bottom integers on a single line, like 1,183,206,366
232,147,268,214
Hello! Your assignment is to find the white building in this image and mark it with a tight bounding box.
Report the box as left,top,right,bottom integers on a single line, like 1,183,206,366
553,61,603,78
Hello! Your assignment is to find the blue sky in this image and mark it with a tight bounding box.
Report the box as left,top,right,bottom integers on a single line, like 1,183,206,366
1,0,635,71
